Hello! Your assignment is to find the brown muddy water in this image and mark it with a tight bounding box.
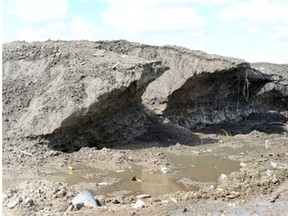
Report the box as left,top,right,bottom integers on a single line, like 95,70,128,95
2,147,245,196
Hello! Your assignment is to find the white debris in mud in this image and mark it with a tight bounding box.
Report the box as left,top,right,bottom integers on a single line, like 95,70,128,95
136,194,151,199
219,174,227,180
271,161,288,169
133,199,146,209
160,166,169,173
240,162,247,167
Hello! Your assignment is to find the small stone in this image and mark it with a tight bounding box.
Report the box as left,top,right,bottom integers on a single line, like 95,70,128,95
130,176,143,182
160,167,169,174
66,192,74,198
131,176,137,181
24,197,34,206
270,162,277,169
67,166,74,170
170,198,178,203
195,192,202,198
57,189,67,198
133,199,145,209
219,174,227,182
7,198,19,209
227,194,236,199
217,188,224,192
240,162,247,167
269,193,280,203
112,198,120,204
201,194,208,199
266,170,273,177
65,205,74,212
73,203,84,211
272,175,279,184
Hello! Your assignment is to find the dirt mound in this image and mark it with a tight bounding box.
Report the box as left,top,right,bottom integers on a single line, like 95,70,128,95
2,39,288,216
2,40,168,151
3,40,287,151
97,40,288,129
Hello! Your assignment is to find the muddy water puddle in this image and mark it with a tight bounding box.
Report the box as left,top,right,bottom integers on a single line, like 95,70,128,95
212,144,266,155
3,149,242,196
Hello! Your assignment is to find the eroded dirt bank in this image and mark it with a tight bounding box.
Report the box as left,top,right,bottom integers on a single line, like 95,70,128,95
2,40,288,215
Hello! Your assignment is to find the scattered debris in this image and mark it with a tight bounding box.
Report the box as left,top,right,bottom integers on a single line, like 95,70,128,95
24,197,34,206
271,162,288,169
7,197,20,209
112,62,120,70
66,203,84,212
226,192,240,199
219,174,227,182
19,150,34,157
97,182,109,186
269,193,280,203
133,199,146,209
160,166,169,174
67,166,74,171
265,140,271,149
170,197,178,203
111,198,120,204
241,172,247,182
130,176,143,182
136,194,151,199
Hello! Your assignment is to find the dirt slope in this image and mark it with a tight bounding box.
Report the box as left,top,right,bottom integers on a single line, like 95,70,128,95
2,40,288,216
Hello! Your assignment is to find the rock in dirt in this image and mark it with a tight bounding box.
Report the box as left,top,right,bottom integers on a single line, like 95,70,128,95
130,176,143,182
133,199,146,209
160,166,169,174
72,189,98,208
7,197,20,209
3,180,73,215
24,197,34,206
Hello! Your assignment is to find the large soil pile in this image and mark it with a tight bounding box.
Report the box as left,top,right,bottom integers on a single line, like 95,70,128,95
3,40,288,150
2,40,288,216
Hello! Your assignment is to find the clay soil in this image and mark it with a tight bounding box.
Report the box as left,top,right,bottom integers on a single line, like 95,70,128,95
2,112,288,216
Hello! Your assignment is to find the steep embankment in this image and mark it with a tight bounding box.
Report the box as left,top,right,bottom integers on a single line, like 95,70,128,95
2,40,288,151
2,40,168,152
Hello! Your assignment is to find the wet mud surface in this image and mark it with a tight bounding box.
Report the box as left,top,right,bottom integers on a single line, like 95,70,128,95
3,113,288,215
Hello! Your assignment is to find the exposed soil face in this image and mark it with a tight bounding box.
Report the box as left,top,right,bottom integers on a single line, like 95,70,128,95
2,40,288,215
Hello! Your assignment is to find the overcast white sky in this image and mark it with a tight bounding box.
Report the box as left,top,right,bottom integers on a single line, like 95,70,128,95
2,0,288,63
